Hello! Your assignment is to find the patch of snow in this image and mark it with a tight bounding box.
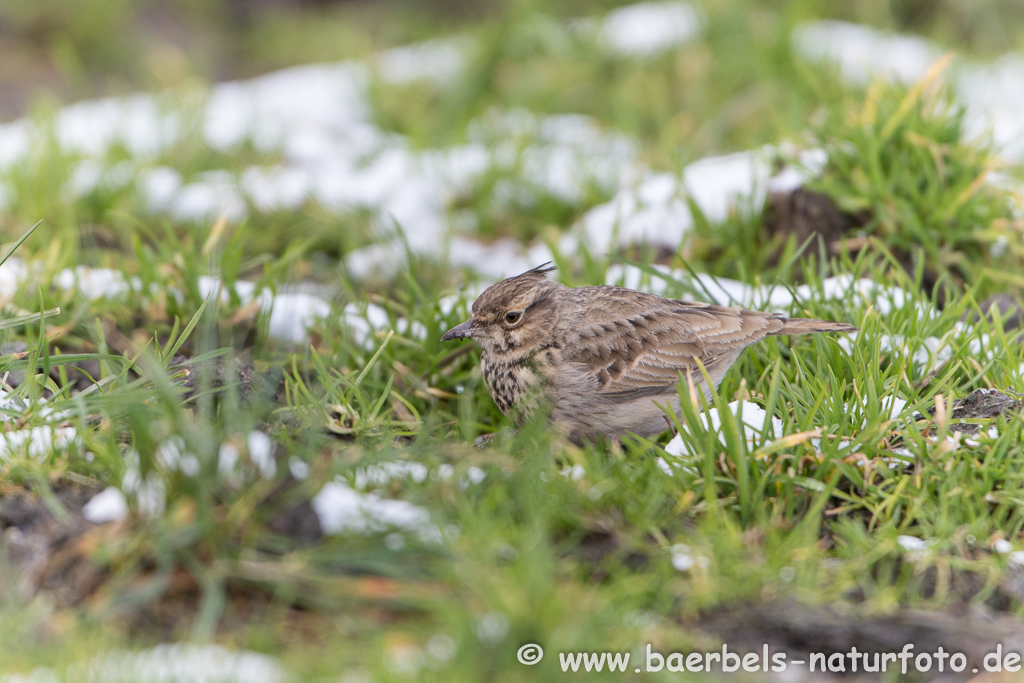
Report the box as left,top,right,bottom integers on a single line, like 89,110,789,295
560,464,586,480
670,544,695,571
792,21,944,85
170,171,248,223
0,426,78,460
136,474,167,519
0,119,31,170
312,479,439,542
55,94,178,159
768,146,829,193
603,266,920,319
155,436,200,477
138,166,183,211
665,400,784,457
570,148,783,256
339,300,428,349
467,466,486,484
656,456,680,476
959,55,1024,161
459,466,487,489
448,237,536,282
599,1,702,56
289,457,310,481
964,425,1002,448
795,20,1024,163
203,62,370,152
66,159,135,198
882,396,909,421
473,612,510,644
574,172,690,253
896,535,930,552
353,461,430,489
267,292,333,343
470,143,816,268
63,644,286,683
83,487,129,523
376,37,474,85
247,431,277,480
0,258,32,298
240,166,313,212
682,150,771,223
218,442,240,476
55,266,137,299
426,634,457,663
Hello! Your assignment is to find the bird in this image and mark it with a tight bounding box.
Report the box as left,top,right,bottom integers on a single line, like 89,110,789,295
441,264,857,444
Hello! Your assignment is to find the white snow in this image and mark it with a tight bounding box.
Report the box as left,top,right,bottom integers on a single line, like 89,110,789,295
793,21,943,85
376,37,474,85
312,479,439,542
0,426,78,460
171,171,248,223
289,457,310,480
560,464,586,481
559,146,815,261
240,166,312,212
665,400,784,457
16,644,288,683
54,94,178,159
138,166,183,211
881,396,909,421
55,266,136,299
896,535,930,552
266,292,333,343
353,461,430,489
598,1,702,56
155,436,201,477
218,442,241,476
82,486,129,523
795,19,1024,163
670,544,695,571
604,265,918,317
464,466,487,486
247,431,276,480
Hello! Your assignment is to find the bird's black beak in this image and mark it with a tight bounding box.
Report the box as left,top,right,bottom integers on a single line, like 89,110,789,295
441,318,476,342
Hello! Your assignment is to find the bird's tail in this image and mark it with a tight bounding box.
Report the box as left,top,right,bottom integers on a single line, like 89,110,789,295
773,318,858,336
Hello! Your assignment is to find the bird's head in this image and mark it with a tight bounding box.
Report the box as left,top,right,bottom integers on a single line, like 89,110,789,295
441,263,565,356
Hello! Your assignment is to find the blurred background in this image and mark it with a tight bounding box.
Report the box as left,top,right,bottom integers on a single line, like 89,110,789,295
6,0,1024,122
4,0,1024,284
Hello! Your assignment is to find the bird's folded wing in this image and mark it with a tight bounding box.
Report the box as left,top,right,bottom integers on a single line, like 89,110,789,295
563,302,783,400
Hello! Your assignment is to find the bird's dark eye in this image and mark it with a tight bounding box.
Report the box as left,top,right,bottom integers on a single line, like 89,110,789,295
504,311,523,325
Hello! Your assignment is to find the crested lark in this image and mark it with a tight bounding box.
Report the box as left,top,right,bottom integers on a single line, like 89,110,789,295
441,264,856,444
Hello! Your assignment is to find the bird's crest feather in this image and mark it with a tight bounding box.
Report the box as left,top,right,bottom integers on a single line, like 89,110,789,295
520,262,556,279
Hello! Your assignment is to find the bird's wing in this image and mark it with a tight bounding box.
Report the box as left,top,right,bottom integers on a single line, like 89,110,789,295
561,298,784,400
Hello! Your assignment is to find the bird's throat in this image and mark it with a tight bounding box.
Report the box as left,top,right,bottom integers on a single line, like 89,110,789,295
480,352,543,422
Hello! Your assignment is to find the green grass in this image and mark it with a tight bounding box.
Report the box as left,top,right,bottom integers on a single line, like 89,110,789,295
2,0,1024,681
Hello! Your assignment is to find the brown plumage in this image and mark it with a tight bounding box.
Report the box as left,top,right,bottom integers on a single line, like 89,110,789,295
441,264,857,443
